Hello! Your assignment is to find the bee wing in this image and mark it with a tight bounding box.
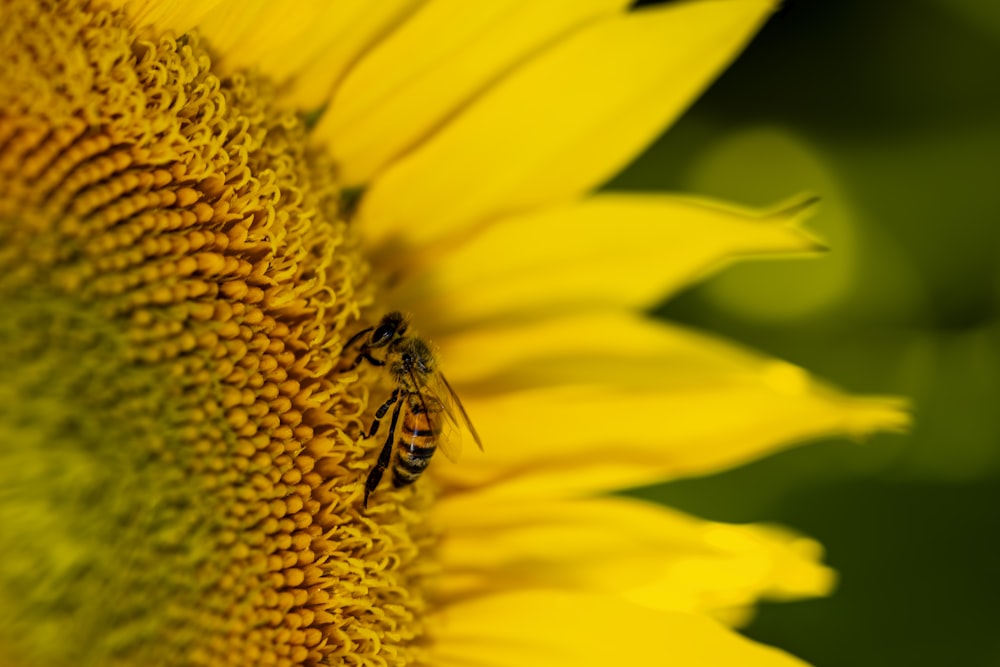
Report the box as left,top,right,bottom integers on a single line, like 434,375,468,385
436,372,483,451
432,404,464,464
418,371,483,464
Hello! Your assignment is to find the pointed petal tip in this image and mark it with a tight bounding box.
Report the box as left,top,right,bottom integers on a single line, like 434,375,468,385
761,361,911,442
805,239,832,254
767,193,822,220
793,230,830,255
764,193,829,254
840,395,912,441
784,222,829,255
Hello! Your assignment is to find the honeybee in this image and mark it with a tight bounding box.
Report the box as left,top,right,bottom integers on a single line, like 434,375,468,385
345,311,483,506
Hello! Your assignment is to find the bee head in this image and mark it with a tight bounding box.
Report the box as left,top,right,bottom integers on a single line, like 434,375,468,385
368,311,406,348
398,337,434,376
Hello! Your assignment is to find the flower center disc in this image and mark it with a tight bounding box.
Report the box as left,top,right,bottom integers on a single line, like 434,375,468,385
0,2,434,665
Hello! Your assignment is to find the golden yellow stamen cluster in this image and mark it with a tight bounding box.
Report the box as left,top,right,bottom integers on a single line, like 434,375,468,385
0,2,434,665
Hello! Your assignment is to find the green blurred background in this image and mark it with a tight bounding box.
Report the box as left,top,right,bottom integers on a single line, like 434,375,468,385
618,1,1000,665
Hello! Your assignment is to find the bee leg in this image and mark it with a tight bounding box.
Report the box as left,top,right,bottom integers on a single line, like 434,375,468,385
343,326,374,351
366,388,400,438
365,398,403,507
347,350,385,371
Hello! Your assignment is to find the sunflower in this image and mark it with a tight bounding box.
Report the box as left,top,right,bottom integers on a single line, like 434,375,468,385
0,1,908,666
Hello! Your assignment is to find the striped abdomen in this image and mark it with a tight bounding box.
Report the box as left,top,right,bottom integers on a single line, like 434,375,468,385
392,393,442,488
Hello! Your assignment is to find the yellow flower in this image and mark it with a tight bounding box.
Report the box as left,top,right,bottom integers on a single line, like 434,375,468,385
0,1,908,666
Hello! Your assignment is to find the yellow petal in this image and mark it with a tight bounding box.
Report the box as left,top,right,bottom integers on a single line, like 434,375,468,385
359,0,776,247
280,0,428,111
431,322,909,495
120,0,428,110
194,1,331,72
435,496,834,624
436,310,714,384
431,590,809,667
110,0,228,33
316,0,630,186
388,194,822,330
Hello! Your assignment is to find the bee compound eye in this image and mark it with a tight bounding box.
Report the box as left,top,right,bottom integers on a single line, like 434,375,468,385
370,322,397,346
369,312,407,347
